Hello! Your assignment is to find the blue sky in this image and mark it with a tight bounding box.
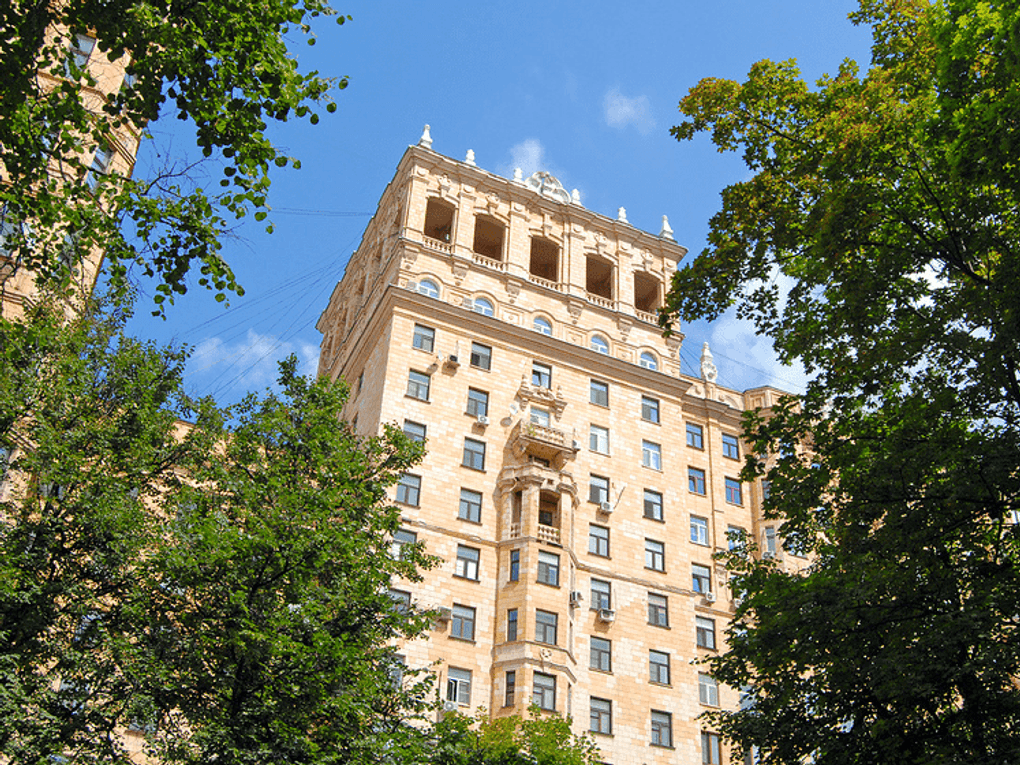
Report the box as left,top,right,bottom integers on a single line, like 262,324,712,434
124,0,873,405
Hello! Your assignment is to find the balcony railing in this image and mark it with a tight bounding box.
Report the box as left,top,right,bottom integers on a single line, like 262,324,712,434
586,292,614,310
537,524,561,545
508,420,578,470
528,274,563,292
423,235,453,254
472,253,506,271
635,309,658,325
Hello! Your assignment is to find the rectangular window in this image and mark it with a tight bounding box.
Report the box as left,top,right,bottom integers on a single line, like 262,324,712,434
590,379,609,407
722,433,740,460
645,539,665,572
699,674,719,706
455,545,480,580
648,592,669,627
642,440,662,470
403,420,426,442
643,489,663,521
507,608,518,642
533,672,556,711
447,667,471,705
463,438,486,470
530,407,550,427
590,578,611,610
686,422,704,449
504,670,516,707
649,650,671,685
764,526,778,556
466,388,489,417
86,145,112,189
389,588,411,614
535,610,558,645
651,710,673,748
470,342,492,370
396,473,421,506
69,33,96,69
728,525,746,551
589,424,610,454
690,515,709,545
590,697,612,734
537,551,560,586
459,488,482,523
509,549,520,582
689,467,707,495
590,636,611,672
391,528,416,559
588,524,610,557
451,605,476,641
532,361,552,388
692,563,712,593
641,395,660,423
406,370,430,401
702,732,722,764
696,616,716,649
589,474,610,504
725,477,743,506
412,324,435,352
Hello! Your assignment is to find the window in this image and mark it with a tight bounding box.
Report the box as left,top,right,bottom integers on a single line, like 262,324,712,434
447,667,471,705
533,672,556,711
507,609,518,641
642,440,662,470
69,33,96,70
696,617,716,649
648,593,669,627
534,316,552,335
728,525,746,551
451,605,476,640
702,732,722,764
537,551,560,586
590,637,611,672
530,237,559,281
590,697,612,734
474,297,494,316
692,563,712,593
530,407,550,427
466,388,489,418
689,467,707,495
589,424,609,454
722,433,740,460
458,489,482,523
641,396,660,423
645,539,665,572
590,578,611,610
403,420,426,442
590,335,609,354
418,279,439,298
509,549,520,581
589,474,609,504
473,215,505,260
590,379,609,407
690,515,709,545
639,351,658,371
535,610,558,645
86,146,112,189
455,546,480,580
462,438,486,470
412,324,435,352
389,588,411,614
391,528,416,559
407,370,430,401
588,525,610,557
725,477,743,506
532,361,552,388
649,650,671,685
396,473,421,506
586,253,613,298
470,342,492,370
686,422,704,449
699,674,719,706
651,710,673,747
634,270,661,313
504,670,516,707
424,197,455,242
643,489,663,521
764,526,778,557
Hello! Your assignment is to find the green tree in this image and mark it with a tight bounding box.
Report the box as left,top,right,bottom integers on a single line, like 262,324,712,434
664,1,1020,763
432,709,601,765
0,0,347,312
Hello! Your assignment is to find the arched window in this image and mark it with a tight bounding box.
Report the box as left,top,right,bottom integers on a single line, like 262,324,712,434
640,351,658,371
474,297,494,317
590,335,609,355
418,279,439,298
533,317,552,336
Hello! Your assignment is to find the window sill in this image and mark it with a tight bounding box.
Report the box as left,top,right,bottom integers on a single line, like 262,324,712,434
649,743,675,750
642,465,663,472
649,681,672,688
461,465,487,473
644,516,665,523
405,395,430,404
453,574,481,583
648,623,671,629
448,636,476,644
645,567,666,574
458,517,483,526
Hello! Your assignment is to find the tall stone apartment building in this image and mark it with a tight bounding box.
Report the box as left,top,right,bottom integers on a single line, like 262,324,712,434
316,130,794,765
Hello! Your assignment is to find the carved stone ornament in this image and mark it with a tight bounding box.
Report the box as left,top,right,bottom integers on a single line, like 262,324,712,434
452,260,469,285
700,341,719,383
516,377,568,419
616,316,633,340
505,278,522,304
524,171,571,204
438,174,452,195
418,124,433,149
486,191,501,212
400,249,418,268
567,299,584,325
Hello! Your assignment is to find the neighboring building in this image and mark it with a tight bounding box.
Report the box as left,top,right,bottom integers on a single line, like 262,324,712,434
317,129,799,765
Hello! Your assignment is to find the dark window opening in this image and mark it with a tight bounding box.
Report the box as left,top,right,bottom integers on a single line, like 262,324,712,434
473,215,505,260
423,198,455,243
586,254,613,299
529,237,559,281
634,271,661,313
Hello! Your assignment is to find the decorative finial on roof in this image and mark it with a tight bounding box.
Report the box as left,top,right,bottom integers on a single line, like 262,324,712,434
659,215,675,240
571,188,582,205
513,167,524,183
617,207,628,223
525,171,571,204
418,124,432,149
700,341,718,383
465,149,476,166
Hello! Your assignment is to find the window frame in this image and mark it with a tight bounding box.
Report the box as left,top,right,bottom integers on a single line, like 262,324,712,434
590,636,612,672
533,672,556,711
641,395,660,424
702,731,722,765
451,604,476,641
689,467,707,496
686,422,704,449
537,551,560,586
454,545,480,581
590,335,609,355
533,316,552,335
446,667,472,705
643,489,664,521
406,370,431,401
535,609,558,645
649,649,671,685
645,538,665,572
403,420,426,442
648,592,669,627
509,549,520,582
722,433,740,460
590,578,611,610
639,351,658,371
590,379,609,407
473,297,495,316
466,388,489,418
696,616,716,649
532,361,552,389
588,524,610,557
504,670,516,707
412,323,435,352
458,488,482,523
642,440,662,470
396,473,421,506
650,710,673,748
418,279,440,298
690,515,709,545
470,342,492,370
506,608,518,642
589,424,610,454
590,697,612,735
699,674,719,706
725,477,743,506
589,474,610,504
462,438,486,471
692,563,712,594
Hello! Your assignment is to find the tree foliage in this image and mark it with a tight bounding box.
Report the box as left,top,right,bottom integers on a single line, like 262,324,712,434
665,1,1020,763
0,298,433,764
431,709,601,765
0,0,347,312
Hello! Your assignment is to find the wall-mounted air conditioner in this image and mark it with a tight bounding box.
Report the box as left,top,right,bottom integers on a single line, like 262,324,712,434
599,502,612,513
597,608,615,623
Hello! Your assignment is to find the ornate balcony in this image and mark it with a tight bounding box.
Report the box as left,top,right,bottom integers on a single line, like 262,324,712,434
508,420,578,470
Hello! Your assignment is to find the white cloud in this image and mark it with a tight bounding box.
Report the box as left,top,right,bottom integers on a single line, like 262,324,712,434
707,312,810,394
603,88,655,135
190,329,320,400
501,138,545,179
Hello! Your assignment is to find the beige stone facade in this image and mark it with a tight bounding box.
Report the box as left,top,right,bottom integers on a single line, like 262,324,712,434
317,138,799,765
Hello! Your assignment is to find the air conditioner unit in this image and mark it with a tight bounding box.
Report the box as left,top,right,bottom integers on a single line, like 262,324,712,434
442,700,459,712
599,501,612,513
569,590,583,605
436,606,453,622
446,354,460,367
704,592,717,603
572,440,580,450
477,415,490,426
597,608,615,623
